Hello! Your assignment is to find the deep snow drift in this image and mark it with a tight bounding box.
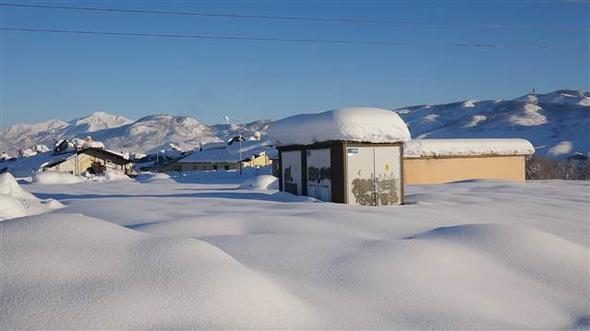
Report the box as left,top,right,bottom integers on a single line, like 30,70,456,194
1,172,588,329
0,173,63,220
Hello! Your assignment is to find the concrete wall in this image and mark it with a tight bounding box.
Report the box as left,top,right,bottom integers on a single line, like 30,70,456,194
403,155,526,185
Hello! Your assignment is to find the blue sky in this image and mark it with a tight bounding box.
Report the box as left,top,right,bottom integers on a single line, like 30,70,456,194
1,0,588,126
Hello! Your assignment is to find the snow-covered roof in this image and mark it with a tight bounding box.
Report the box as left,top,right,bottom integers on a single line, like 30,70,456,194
0,151,76,178
404,139,535,158
267,107,411,146
179,140,272,163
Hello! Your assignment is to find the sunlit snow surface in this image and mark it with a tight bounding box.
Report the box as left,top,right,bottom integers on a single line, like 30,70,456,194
1,171,588,329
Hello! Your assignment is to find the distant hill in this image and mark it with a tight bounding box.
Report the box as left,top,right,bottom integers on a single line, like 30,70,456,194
1,89,588,157
394,89,589,158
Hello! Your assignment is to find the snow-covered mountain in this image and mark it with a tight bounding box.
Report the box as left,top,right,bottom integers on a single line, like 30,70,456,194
394,89,589,158
91,114,221,153
65,112,132,135
211,119,272,142
0,119,69,153
0,112,132,155
2,89,588,157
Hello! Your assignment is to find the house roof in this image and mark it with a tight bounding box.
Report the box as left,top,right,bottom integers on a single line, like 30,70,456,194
178,140,272,164
403,139,535,158
78,147,130,162
42,148,131,169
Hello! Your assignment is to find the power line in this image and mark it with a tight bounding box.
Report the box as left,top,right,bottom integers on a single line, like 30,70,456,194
0,2,587,31
1,27,574,50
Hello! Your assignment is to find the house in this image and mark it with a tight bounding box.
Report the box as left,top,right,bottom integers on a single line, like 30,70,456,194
170,140,273,172
403,139,535,184
268,107,410,206
41,148,134,176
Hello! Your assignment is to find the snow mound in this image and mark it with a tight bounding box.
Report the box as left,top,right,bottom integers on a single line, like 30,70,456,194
268,107,411,146
33,171,86,184
85,169,132,182
508,103,547,126
0,171,37,200
137,172,173,183
404,139,534,158
0,173,63,220
462,100,477,108
0,213,319,329
464,115,487,128
422,114,439,123
1,195,30,220
103,169,131,181
240,175,279,190
336,223,588,328
548,141,574,157
409,223,587,295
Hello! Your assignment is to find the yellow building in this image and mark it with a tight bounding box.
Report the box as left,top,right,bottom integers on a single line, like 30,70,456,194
403,139,534,185
172,141,273,172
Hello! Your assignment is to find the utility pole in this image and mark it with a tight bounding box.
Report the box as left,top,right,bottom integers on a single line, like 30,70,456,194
224,115,243,175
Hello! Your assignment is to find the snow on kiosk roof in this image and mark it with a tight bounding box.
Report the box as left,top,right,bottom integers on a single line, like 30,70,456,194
267,107,411,146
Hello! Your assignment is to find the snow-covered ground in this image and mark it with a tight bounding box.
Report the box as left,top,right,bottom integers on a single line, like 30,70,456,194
1,172,588,329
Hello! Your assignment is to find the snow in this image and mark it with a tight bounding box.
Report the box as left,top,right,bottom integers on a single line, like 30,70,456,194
32,171,86,184
404,139,535,158
83,140,105,149
3,90,588,158
464,115,487,127
462,99,477,108
508,103,548,126
179,140,272,163
96,114,222,154
0,151,75,178
240,175,279,190
548,141,574,157
267,107,411,146
0,173,63,220
34,144,50,153
395,89,590,158
1,173,587,329
67,111,132,133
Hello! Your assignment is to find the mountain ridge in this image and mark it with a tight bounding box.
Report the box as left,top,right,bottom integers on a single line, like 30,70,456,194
1,89,588,157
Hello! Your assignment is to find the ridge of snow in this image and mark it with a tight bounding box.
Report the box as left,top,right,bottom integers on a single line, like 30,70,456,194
404,138,535,158
69,112,132,133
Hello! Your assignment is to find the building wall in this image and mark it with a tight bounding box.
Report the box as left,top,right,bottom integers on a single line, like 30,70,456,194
244,154,270,168
175,155,270,173
403,155,526,185
45,153,132,175
178,162,239,172
278,141,402,205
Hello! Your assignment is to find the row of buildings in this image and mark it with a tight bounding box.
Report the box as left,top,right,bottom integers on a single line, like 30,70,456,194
0,136,275,178
269,108,535,206
1,109,536,208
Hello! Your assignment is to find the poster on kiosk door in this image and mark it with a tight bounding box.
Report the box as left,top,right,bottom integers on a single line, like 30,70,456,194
306,148,331,202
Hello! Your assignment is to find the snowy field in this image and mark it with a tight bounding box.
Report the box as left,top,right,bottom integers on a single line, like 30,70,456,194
1,171,589,329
